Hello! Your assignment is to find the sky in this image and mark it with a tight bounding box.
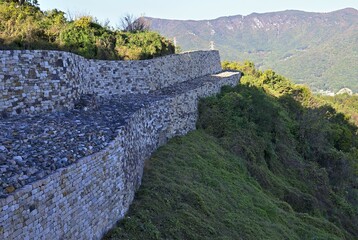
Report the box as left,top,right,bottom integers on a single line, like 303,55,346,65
37,0,358,26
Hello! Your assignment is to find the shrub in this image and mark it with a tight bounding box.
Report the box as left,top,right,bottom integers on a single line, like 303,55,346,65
0,1,175,60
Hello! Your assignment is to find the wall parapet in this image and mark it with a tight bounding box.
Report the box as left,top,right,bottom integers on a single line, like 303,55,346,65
0,50,221,116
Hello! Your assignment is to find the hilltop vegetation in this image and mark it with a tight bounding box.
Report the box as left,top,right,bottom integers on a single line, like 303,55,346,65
320,94,358,126
105,62,358,239
147,9,358,92
0,0,174,59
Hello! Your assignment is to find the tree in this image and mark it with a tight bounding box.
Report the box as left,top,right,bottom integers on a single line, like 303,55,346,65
3,0,38,5
120,14,149,32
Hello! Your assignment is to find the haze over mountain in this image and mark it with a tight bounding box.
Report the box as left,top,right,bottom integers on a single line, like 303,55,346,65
146,8,358,93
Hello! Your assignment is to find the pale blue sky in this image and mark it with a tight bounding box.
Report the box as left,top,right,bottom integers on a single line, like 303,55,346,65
37,0,358,26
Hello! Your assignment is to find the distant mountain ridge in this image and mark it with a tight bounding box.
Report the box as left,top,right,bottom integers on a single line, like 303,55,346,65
145,8,358,92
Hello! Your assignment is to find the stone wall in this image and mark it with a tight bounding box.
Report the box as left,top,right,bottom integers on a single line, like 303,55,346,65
86,51,221,96
0,51,86,116
0,50,221,116
0,49,241,239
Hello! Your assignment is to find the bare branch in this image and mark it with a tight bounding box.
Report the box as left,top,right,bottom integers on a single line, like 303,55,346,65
120,14,149,32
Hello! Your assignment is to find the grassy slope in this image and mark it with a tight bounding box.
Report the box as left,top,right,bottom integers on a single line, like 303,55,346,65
2,2,356,238
104,66,358,239
104,131,344,240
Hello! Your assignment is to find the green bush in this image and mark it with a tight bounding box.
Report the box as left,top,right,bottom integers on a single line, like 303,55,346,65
0,1,175,59
198,61,358,237
116,31,174,60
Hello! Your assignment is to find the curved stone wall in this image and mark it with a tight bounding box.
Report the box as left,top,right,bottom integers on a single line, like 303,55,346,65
0,49,241,239
0,50,221,116
86,50,222,96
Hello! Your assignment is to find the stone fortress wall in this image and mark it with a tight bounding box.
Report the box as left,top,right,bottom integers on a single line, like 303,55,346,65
0,50,221,116
0,50,241,239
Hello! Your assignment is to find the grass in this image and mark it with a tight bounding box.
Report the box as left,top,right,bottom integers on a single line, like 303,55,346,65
103,131,345,240
104,64,358,239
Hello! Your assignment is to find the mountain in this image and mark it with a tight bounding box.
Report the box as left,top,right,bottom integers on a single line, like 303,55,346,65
145,8,358,93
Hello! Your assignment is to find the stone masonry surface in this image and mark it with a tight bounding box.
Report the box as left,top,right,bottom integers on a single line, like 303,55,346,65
0,50,221,116
0,49,241,239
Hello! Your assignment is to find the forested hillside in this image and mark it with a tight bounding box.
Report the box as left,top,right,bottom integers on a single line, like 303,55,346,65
0,0,174,59
146,8,358,92
105,62,358,239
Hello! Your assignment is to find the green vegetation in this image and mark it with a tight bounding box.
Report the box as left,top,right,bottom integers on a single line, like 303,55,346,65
105,61,358,239
0,1,174,59
320,94,358,126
